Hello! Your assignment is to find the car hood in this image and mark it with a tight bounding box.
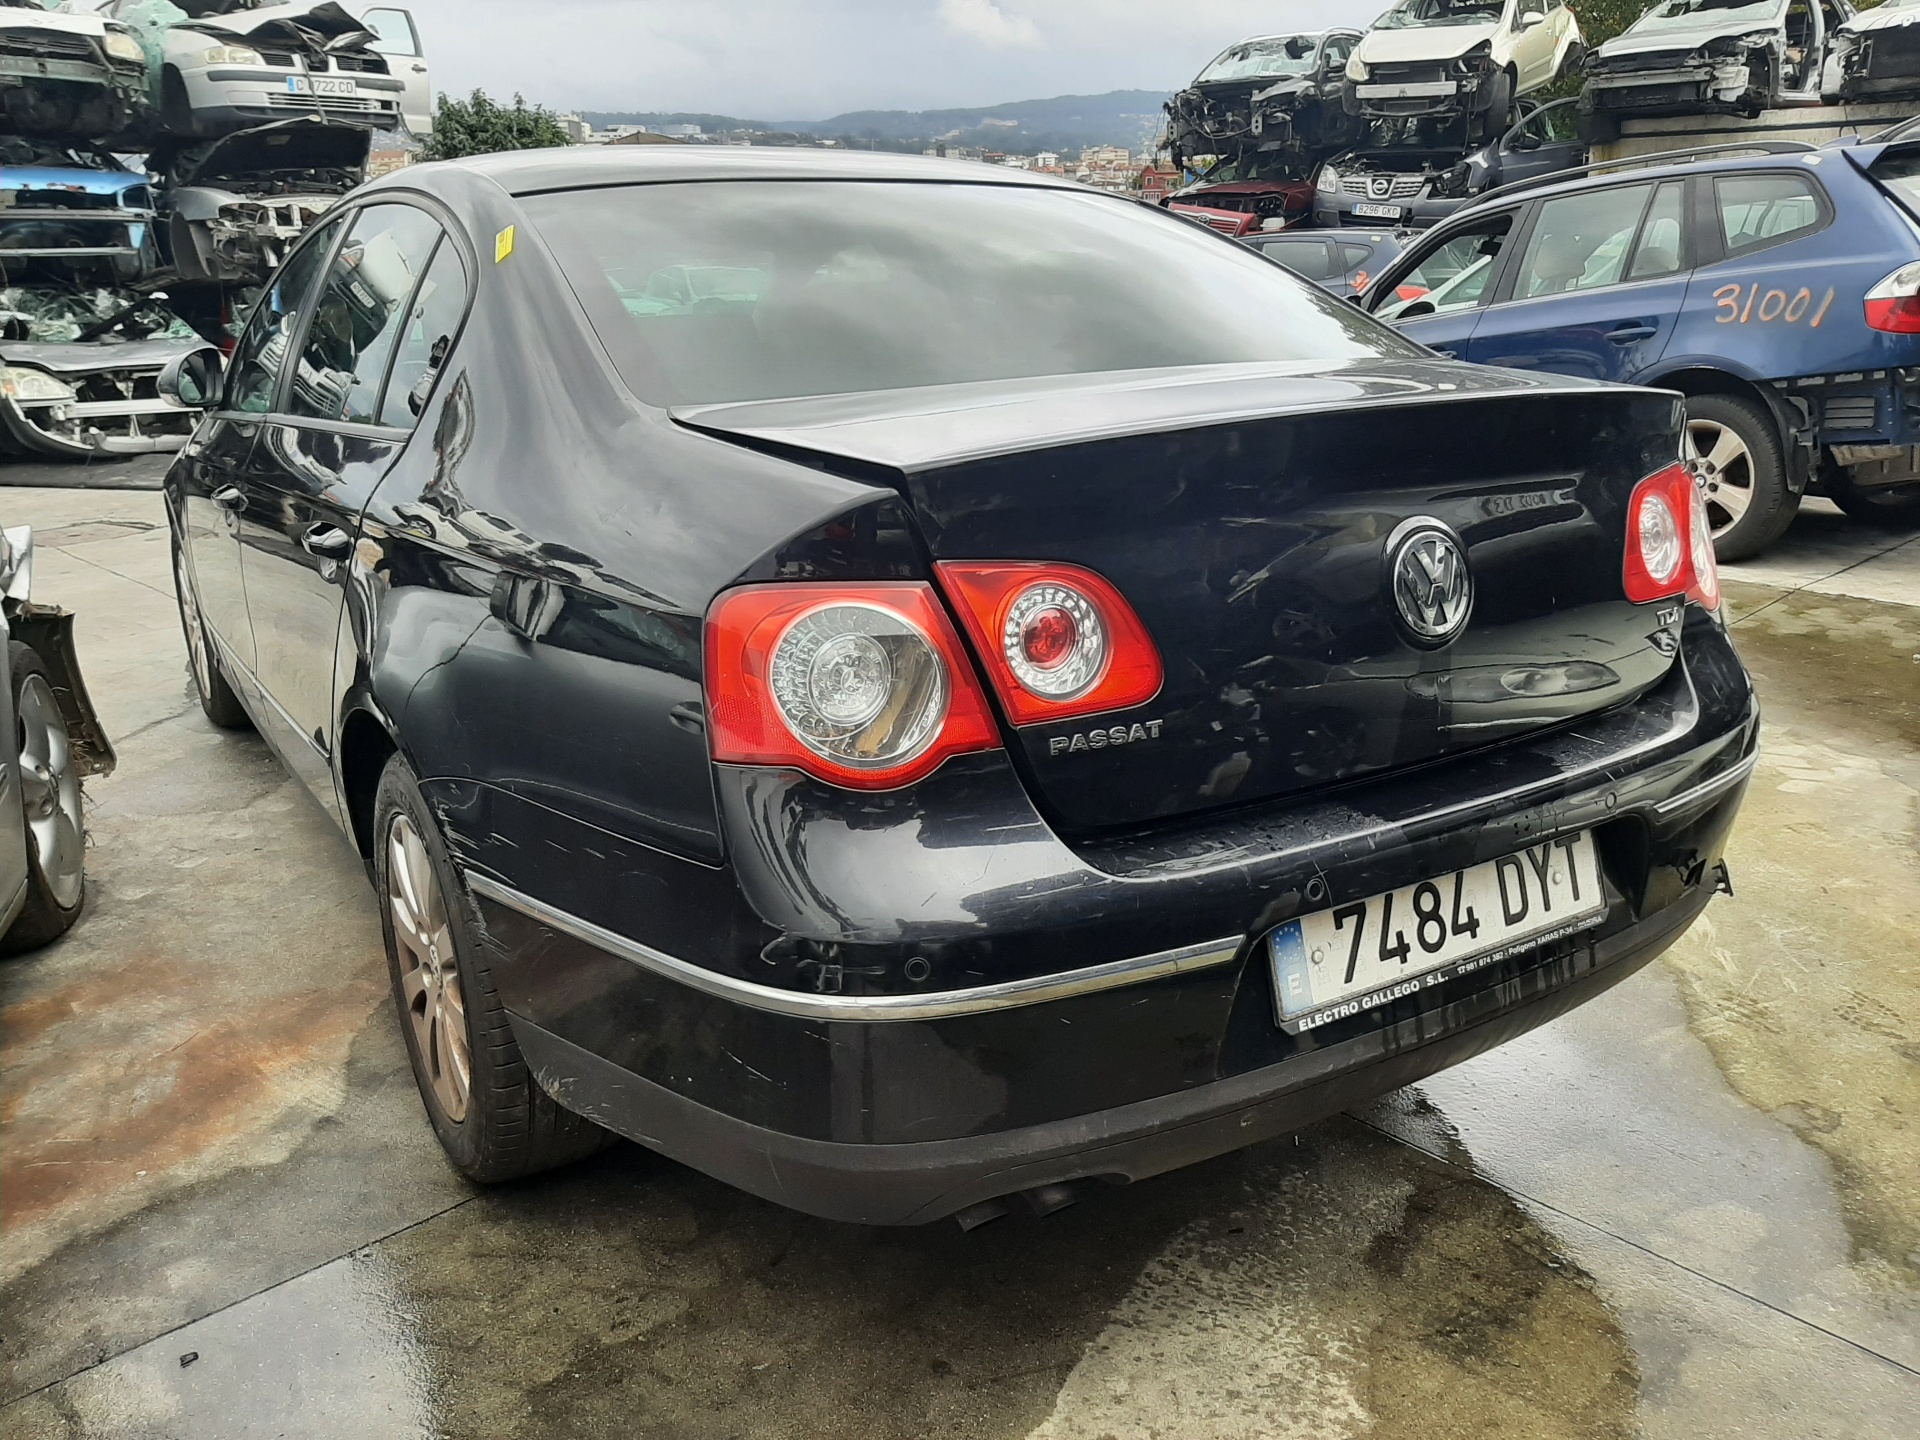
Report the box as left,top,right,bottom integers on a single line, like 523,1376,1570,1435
3,167,147,202
172,1,371,45
152,117,370,185
1840,2,1920,34
1171,179,1312,202
1355,23,1499,66
0,338,199,374
0,9,109,38
1598,21,1772,59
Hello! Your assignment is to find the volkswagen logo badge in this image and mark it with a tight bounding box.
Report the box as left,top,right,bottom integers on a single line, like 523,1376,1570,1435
1387,519,1473,646
1370,176,1392,199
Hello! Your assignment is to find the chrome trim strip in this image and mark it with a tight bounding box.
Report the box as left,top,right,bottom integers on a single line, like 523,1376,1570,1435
464,871,1244,1023
1653,752,1758,815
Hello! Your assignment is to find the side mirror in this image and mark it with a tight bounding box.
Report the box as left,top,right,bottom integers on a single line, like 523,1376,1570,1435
1397,298,1438,319
157,347,224,408
1519,10,1546,26
1507,130,1542,151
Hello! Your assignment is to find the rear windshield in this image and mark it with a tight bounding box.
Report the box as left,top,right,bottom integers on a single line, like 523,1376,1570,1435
523,180,1417,407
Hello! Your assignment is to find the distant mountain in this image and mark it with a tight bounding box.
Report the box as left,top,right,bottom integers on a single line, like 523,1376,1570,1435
580,90,1170,155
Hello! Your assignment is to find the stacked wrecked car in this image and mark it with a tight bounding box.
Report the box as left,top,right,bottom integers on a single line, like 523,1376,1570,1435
1,1,427,462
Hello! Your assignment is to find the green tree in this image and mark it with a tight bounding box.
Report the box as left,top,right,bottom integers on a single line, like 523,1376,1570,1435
1570,0,1656,52
421,90,571,161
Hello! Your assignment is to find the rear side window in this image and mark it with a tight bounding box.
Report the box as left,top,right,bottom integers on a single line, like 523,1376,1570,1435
1715,173,1825,257
1512,184,1653,299
1340,243,1374,270
1258,239,1339,280
1870,149,1920,215
381,240,471,429
289,203,443,425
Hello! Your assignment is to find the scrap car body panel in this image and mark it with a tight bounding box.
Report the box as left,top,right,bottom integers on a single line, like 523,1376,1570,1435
161,148,1757,1225
1824,0,1920,103
1165,31,1363,172
0,0,152,141
1348,0,1583,128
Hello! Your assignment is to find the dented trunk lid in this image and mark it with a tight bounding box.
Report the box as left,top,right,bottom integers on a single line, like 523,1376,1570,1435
678,360,1686,832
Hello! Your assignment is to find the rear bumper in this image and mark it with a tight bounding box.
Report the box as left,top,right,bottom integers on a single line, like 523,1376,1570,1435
468,613,1756,1221
510,883,1711,1225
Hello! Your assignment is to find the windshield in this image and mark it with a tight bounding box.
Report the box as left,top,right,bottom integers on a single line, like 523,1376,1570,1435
0,286,195,344
528,180,1417,408
1195,36,1318,83
1629,0,1787,33
1376,0,1506,30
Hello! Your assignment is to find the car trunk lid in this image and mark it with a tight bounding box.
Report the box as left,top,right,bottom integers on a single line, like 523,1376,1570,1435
678,360,1686,831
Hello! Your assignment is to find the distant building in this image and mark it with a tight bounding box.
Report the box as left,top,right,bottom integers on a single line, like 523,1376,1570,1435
608,130,685,146
1035,151,1059,169
1138,162,1174,203
656,124,704,139
557,114,592,144
368,149,414,178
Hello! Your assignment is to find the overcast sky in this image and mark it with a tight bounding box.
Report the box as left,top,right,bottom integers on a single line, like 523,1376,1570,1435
396,0,1387,120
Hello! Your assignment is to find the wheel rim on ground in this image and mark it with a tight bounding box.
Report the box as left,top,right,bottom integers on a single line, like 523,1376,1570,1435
15,673,84,910
1686,417,1756,538
175,549,213,700
387,812,471,1121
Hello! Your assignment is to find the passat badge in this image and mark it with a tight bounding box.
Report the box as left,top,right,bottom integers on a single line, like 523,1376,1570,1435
1387,519,1472,646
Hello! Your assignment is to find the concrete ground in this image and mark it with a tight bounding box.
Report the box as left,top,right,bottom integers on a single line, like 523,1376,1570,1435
0,481,1915,1440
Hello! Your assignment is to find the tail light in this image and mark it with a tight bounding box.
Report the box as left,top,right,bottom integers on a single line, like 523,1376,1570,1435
1624,462,1719,611
705,583,1000,790
936,562,1163,725
1865,260,1920,333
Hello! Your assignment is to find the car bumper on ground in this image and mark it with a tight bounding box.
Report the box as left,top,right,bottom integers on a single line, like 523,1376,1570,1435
461,614,1757,1225
0,395,194,459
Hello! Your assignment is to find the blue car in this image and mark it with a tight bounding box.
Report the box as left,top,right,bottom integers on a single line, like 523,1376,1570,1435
0,138,156,281
1359,132,1920,557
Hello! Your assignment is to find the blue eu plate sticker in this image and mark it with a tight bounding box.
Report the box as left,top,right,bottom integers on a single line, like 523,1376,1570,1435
1270,920,1311,1017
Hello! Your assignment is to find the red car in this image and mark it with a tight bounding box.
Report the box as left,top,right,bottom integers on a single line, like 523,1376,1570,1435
1166,178,1313,236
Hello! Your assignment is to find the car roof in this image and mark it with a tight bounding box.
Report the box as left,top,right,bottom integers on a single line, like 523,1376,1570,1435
425,144,1094,198
1453,144,1828,221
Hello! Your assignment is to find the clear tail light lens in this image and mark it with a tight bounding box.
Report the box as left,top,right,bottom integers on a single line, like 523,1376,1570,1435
936,562,1163,725
1624,462,1720,611
1865,260,1920,333
706,583,1000,789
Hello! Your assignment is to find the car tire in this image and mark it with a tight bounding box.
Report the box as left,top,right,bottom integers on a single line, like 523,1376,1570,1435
172,542,252,730
1825,468,1920,528
373,754,614,1184
1684,394,1797,562
2,643,86,956
1484,68,1516,133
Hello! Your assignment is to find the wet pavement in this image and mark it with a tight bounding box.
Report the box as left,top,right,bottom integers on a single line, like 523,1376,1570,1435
1,486,1915,1440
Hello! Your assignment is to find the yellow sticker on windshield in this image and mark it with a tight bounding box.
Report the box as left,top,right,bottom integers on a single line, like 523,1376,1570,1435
494,225,515,264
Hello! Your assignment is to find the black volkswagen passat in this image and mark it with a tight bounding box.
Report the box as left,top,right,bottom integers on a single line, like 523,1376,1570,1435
162,147,1756,1227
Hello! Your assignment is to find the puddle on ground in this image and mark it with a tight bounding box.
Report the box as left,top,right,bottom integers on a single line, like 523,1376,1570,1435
1667,587,1920,1282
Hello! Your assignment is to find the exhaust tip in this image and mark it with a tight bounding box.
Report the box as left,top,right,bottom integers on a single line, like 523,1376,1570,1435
953,1197,1012,1232
1022,1182,1079,1218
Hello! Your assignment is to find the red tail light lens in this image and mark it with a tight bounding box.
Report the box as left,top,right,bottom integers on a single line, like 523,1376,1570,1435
705,583,1000,789
1865,260,1920,333
1624,462,1719,611
936,562,1163,725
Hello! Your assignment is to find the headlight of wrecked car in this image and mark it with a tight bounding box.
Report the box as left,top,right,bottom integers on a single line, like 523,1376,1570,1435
194,44,266,67
0,368,77,405
1347,56,1369,82
1317,164,1340,194
103,32,145,64
1703,32,1771,59
1453,42,1494,76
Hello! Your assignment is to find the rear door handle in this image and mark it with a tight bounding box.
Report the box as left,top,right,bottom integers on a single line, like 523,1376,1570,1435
300,524,352,559
1606,324,1659,343
211,485,246,511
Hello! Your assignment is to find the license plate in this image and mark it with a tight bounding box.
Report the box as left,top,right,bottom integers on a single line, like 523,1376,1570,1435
1268,832,1605,1032
286,76,358,98
1351,202,1404,220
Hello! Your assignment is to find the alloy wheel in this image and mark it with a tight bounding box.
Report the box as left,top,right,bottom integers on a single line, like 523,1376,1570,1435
1685,417,1755,539
16,672,84,911
175,549,213,700
387,812,471,1121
